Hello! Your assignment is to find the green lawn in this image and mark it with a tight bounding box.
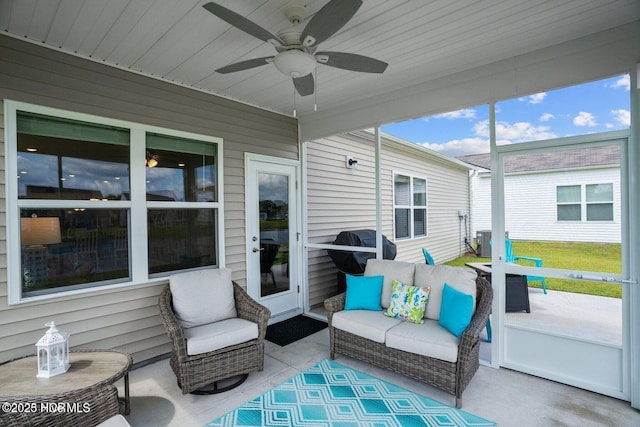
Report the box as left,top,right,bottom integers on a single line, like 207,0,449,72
445,241,622,298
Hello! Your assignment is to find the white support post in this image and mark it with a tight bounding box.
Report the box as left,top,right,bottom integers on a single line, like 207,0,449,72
489,102,504,369
375,127,383,259
629,65,640,409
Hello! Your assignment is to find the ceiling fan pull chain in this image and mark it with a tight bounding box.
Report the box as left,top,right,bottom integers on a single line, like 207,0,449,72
314,68,318,112
293,84,297,117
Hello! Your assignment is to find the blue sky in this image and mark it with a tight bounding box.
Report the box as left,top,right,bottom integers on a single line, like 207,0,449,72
380,74,631,158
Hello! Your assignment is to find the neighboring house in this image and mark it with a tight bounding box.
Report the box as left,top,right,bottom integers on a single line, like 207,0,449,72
305,130,472,307
458,143,622,244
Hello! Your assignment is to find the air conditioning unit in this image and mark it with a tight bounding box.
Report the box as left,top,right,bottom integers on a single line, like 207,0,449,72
475,230,509,258
476,230,492,258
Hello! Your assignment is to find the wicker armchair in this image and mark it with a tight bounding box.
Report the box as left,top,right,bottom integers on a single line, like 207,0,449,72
325,274,492,408
158,280,270,394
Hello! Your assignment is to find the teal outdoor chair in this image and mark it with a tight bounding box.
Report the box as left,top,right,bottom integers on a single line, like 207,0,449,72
505,239,547,294
422,248,435,265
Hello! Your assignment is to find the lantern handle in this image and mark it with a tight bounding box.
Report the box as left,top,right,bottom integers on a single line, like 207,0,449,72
45,321,59,333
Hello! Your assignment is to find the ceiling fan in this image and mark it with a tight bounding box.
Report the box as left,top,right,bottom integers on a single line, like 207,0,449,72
203,0,388,96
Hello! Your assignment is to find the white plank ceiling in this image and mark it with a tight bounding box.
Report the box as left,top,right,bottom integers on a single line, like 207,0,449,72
1,0,639,119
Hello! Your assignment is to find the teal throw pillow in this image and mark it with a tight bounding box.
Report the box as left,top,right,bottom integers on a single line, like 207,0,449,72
439,283,474,338
344,274,384,311
385,280,431,324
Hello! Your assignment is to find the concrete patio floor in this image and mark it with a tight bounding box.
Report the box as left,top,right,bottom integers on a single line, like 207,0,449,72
504,287,622,345
117,311,639,427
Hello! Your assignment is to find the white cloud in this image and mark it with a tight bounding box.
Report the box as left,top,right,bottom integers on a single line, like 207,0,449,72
474,120,557,141
540,113,554,122
528,93,546,104
431,108,477,120
518,93,546,104
573,111,597,127
611,109,630,126
609,75,630,91
419,138,489,157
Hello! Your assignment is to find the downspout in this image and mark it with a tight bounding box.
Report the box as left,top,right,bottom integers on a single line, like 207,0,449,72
467,168,479,255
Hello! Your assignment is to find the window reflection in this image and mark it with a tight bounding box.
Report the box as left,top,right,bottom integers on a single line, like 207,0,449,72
20,208,129,295
146,133,216,202
148,209,217,274
18,137,130,200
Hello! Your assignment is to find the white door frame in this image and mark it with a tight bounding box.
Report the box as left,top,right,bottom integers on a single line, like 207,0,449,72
245,153,302,324
489,123,632,401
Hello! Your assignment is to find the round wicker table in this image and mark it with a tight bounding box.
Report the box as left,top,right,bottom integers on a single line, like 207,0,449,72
0,350,132,427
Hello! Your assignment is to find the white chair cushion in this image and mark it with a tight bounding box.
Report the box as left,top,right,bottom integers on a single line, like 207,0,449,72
364,259,416,309
170,268,237,328
96,415,132,427
332,309,402,343
414,264,477,320
184,317,258,356
385,319,460,363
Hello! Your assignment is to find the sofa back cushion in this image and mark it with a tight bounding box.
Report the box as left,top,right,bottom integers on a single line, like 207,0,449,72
364,259,416,308
414,264,477,320
170,268,237,328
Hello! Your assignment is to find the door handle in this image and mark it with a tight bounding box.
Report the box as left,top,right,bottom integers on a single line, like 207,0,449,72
252,247,264,253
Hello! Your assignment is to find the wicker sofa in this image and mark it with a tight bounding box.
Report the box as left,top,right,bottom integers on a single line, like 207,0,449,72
324,259,492,408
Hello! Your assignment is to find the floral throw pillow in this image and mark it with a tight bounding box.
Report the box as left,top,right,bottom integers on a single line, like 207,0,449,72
384,280,431,324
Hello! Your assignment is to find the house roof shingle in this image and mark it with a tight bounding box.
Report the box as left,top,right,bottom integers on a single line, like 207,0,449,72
457,145,620,173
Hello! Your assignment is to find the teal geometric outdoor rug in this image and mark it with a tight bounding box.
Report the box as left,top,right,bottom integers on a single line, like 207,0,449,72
204,359,495,427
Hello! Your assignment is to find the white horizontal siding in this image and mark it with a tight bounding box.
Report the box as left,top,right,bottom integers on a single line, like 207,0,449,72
470,168,621,244
305,133,377,306
305,131,470,307
0,36,298,364
382,141,471,265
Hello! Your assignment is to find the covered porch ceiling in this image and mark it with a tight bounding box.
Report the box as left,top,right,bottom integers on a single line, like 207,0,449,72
1,0,639,140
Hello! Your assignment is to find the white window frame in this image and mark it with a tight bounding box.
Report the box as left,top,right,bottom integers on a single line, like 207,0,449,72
4,100,224,304
585,182,614,221
556,184,582,221
556,182,614,222
392,171,428,240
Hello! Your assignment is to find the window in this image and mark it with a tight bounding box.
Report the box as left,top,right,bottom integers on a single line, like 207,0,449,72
145,133,218,275
394,173,427,239
7,101,222,303
586,183,613,221
557,183,613,222
557,185,581,221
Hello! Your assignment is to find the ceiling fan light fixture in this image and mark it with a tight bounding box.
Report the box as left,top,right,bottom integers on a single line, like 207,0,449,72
273,50,317,78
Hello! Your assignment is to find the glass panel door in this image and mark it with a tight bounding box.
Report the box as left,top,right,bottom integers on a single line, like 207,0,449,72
258,172,290,297
246,156,300,320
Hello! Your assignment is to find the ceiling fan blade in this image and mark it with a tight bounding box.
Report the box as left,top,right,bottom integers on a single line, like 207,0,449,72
293,73,315,96
215,56,274,74
203,2,282,45
316,51,388,73
301,0,362,48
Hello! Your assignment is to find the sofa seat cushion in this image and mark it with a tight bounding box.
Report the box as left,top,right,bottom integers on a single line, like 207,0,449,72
385,319,460,363
364,259,416,309
414,264,477,321
332,310,402,343
183,318,258,356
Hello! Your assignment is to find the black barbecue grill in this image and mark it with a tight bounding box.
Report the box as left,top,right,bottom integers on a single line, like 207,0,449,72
327,229,397,292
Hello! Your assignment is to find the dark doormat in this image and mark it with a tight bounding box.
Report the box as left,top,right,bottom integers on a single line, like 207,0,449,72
266,315,327,346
